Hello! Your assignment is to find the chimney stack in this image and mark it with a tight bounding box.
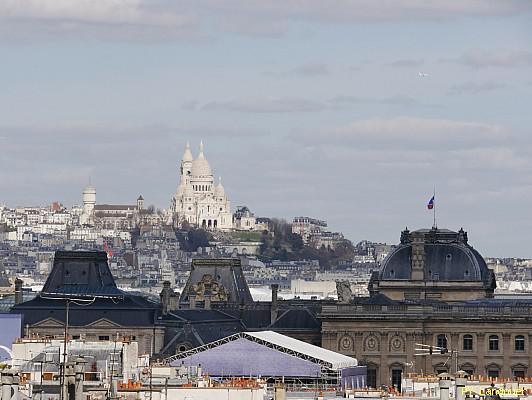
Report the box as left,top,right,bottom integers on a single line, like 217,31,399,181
14,278,23,305
455,370,468,400
74,357,87,400
1,369,14,400
438,373,451,400
270,284,279,325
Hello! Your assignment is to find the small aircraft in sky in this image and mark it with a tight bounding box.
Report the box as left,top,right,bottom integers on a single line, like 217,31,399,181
418,72,429,77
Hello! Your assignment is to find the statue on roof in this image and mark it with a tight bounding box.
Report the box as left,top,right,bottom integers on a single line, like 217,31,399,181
336,280,352,304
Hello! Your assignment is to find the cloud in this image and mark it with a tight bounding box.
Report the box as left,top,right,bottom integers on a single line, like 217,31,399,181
448,81,508,95
330,95,418,106
449,147,530,170
2,0,531,40
265,63,330,77
0,0,199,40
306,116,509,149
456,49,532,68
201,97,326,113
190,94,419,114
389,58,424,68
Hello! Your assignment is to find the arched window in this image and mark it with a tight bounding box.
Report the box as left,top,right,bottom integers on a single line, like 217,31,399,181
489,335,499,351
463,335,473,351
437,334,448,350
367,366,377,388
515,335,525,352
487,365,500,378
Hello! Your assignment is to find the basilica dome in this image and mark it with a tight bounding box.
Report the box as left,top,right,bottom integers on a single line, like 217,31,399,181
190,141,212,177
182,142,193,162
215,177,225,197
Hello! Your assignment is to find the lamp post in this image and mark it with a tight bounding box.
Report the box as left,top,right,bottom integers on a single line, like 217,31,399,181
60,299,70,400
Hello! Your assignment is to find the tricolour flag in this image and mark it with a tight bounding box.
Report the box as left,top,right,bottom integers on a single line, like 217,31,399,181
427,195,435,210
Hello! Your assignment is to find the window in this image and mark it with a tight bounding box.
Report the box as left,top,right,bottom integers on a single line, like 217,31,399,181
463,335,473,351
488,369,499,378
489,335,499,351
98,335,110,341
513,370,525,379
367,368,377,388
437,334,448,350
515,335,525,352
391,369,402,391
72,335,80,340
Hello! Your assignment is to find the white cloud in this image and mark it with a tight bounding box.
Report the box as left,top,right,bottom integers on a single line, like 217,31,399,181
1,0,531,40
330,95,418,106
457,49,532,68
0,0,183,26
265,63,330,77
448,81,507,95
389,58,424,68
0,0,197,40
201,97,326,113
310,116,509,148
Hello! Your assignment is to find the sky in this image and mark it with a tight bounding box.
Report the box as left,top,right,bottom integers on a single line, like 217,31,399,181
1,1,532,257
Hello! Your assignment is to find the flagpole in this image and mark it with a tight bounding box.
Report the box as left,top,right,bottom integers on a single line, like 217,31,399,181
433,186,436,229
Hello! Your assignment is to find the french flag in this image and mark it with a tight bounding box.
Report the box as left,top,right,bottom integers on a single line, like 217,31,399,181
427,195,435,210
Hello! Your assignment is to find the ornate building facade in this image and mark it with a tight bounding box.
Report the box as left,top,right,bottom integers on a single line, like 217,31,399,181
321,227,532,390
171,142,232,231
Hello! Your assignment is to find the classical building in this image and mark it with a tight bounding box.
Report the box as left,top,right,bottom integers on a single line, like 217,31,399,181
171,142,232,231
11,251,163,355
10,252,321,359
321,227,532,389
233,206,256,231
78,184,155,230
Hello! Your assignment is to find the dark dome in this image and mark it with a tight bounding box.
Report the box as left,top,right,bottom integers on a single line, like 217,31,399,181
379,228,494,288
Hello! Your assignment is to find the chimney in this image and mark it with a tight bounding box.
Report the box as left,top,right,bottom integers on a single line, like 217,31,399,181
1,369,14,400
455,370,468,400
160,281,171,315
14,278,23,305
270,284,279,325
74,357,87,400
438,373,451,400
11,373,19,400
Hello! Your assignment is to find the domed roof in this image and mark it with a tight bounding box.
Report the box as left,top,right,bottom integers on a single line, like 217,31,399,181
182,141,193,163
379,227,494,288
190,141,212,176
215,177,225,197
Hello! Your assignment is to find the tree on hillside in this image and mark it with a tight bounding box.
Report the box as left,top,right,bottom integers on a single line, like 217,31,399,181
177,228,212,252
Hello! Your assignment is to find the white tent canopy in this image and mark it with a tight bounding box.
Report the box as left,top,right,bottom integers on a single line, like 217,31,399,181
245,331,357,370
166,330,358,371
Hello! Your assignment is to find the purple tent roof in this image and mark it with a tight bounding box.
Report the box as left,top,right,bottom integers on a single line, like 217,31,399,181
0,314,21,360
172,338,321,377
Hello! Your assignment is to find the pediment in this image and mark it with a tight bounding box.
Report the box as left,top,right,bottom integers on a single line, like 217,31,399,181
86,318,122,328
33,317,64,328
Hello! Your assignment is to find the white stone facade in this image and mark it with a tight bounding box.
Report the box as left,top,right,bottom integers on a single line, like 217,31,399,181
171,141,232,231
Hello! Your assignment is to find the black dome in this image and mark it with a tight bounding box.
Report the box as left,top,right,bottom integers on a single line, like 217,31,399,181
379,228,494,289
